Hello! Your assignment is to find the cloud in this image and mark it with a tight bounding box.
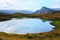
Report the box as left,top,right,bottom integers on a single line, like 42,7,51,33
52,5,60,8
52,0,59,4
0,0,35,11
50,0,60,8
53,0,59,2
53,0,58,2
0,0,60,11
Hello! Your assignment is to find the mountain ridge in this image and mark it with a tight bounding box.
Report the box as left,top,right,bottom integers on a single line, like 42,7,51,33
34,6,54,14
0,10,33,14
0,6,60,14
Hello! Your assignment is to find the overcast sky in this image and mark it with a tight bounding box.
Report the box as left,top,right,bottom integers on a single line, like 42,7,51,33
0,0,60,11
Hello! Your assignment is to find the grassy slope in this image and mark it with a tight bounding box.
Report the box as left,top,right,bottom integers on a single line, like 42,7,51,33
0,13,60,40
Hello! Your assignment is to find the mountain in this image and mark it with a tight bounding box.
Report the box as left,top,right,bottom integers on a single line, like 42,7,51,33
53,8,60,11
34,6,54,14
0,10,33,14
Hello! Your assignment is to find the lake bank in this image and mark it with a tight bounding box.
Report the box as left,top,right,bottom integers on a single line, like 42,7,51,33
0,13,60,40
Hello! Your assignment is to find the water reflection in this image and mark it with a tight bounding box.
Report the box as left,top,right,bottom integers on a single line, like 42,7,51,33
0,18,54,34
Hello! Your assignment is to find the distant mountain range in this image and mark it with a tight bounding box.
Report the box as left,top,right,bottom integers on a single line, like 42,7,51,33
34,6,60,14
0,6,60,14
0,10,33,14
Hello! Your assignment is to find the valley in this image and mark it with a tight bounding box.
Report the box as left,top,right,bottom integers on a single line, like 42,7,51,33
0,7,60,40
0,12,60,40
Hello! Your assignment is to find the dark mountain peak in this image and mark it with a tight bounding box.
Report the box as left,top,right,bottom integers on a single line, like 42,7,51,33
34,6,54,14
42,6,48,9
41,6,53,10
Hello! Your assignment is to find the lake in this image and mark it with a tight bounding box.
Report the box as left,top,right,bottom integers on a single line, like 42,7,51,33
0,18,54,34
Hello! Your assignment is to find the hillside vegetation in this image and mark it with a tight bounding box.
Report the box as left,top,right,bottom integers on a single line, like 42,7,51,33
0,12,60,21
0,12,60,40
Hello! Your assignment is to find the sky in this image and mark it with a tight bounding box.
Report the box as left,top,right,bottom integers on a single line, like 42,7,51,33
0,0,60,11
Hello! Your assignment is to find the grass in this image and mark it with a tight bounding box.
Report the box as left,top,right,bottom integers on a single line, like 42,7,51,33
0,22,60,40
0,13,60,40
51,21,60,30
0,30,60,40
